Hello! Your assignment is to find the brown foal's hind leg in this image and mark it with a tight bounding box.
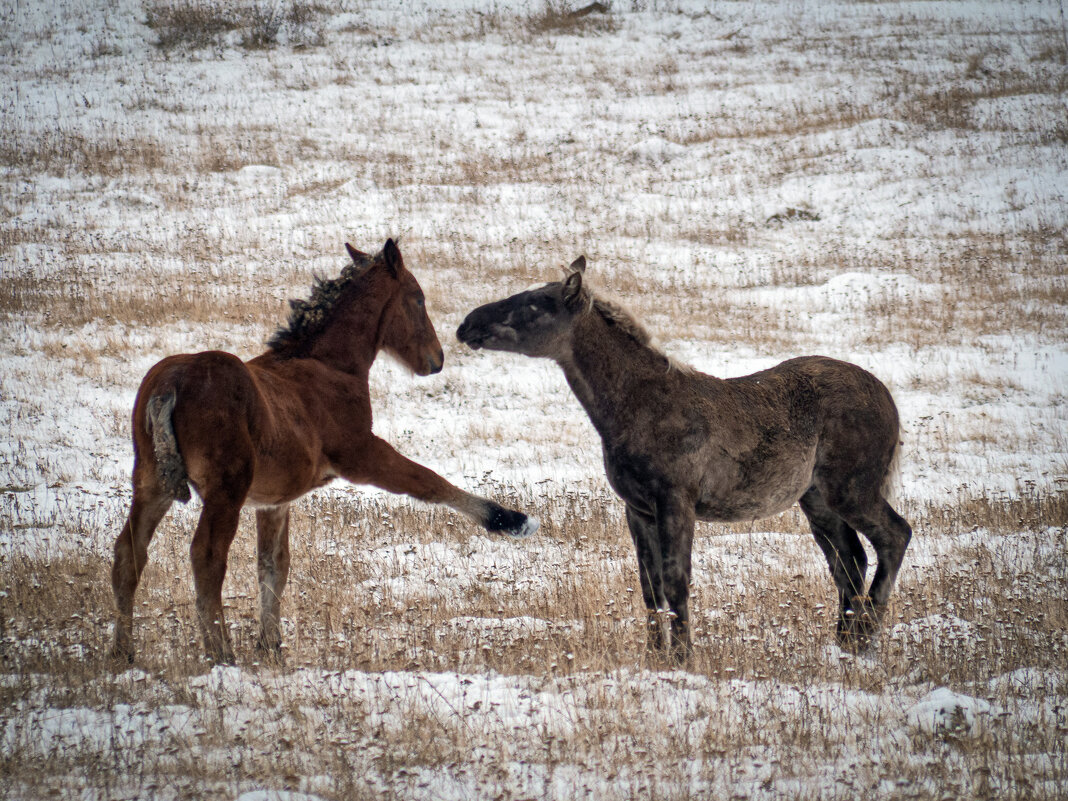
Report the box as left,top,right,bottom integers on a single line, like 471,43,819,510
190,497,245,665
111,479,173,663
255,504,291,659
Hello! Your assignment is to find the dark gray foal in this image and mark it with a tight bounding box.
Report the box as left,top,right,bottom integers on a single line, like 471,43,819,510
457,257,911,662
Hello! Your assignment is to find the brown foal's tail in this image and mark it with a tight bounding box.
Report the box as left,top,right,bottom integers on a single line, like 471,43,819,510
145,390,191,503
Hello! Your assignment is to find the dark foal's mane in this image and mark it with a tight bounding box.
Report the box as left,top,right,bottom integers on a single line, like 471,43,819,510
586,288,689,372
592,296,654,347
267,250,375,355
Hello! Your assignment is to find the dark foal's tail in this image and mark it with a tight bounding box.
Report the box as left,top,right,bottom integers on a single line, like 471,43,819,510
881,424,904,507
145,390,191,503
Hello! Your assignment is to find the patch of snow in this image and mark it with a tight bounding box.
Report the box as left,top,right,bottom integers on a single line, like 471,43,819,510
906,687,994,737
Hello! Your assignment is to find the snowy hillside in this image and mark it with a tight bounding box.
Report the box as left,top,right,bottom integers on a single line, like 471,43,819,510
2,1,1066,799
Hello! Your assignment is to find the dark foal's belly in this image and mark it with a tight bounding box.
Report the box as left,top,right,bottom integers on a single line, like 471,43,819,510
604,441,813,523
695,493,799,523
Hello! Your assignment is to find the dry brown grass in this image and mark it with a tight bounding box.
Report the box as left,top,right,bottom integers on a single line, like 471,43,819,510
0,130,168,176
4,2,1068,797
144,0,329,51
2,488,1066,798
526,2,619,37
0,262,301,335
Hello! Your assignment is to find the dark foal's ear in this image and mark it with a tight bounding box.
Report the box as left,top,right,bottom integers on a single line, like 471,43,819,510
561,255,587,277
562,267,584,308
345,243,369,263
383,238,402,276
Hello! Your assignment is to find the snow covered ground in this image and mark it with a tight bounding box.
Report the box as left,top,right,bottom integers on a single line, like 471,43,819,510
2,0,1066,798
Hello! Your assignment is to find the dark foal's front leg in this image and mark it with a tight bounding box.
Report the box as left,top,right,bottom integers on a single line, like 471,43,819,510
625,504,666,654
656,496,696,664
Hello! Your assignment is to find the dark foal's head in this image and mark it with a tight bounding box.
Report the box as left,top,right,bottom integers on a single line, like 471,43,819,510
354,239,444,376
456,256,588,359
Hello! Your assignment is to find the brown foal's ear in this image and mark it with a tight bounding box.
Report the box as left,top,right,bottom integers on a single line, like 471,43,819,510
568,255,587,274
383,237,402,276
345,242,369,263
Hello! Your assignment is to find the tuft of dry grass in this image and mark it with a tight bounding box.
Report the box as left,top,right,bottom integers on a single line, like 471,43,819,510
144,0,329,51
527,1,618,37
0,129,167,176
144,0,244,50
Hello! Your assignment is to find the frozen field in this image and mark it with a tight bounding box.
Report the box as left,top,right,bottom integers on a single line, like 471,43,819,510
2,0,1067,798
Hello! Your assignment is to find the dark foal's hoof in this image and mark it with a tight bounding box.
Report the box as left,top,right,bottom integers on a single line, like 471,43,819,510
485,504,539,539
668,643,692,666
108,645,135,666
836,596,881,652
255,639,286,666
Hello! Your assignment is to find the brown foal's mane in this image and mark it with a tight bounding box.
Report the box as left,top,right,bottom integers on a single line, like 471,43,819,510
267,249,377,355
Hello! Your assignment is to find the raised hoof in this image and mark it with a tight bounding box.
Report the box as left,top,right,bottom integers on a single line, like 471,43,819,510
508,515,539,539
486,504,539,539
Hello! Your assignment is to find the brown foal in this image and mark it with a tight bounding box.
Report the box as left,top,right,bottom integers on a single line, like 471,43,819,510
112,239,537,665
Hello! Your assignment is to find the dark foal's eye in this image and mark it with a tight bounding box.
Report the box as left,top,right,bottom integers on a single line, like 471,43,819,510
415,296,425,309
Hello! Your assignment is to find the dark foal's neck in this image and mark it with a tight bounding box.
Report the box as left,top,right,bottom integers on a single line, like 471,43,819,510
558,306,673,440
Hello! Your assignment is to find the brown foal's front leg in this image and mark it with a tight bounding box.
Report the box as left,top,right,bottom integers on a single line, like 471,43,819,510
341,436,538,538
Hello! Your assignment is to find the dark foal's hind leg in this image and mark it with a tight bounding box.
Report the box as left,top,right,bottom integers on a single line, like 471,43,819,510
846,498,912,610
111,470,173,663
625,504,666,654
799,489,869,647
255,505,291,660
822,489,912,647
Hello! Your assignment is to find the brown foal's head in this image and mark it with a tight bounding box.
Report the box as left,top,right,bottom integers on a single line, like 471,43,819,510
358,238,444,376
